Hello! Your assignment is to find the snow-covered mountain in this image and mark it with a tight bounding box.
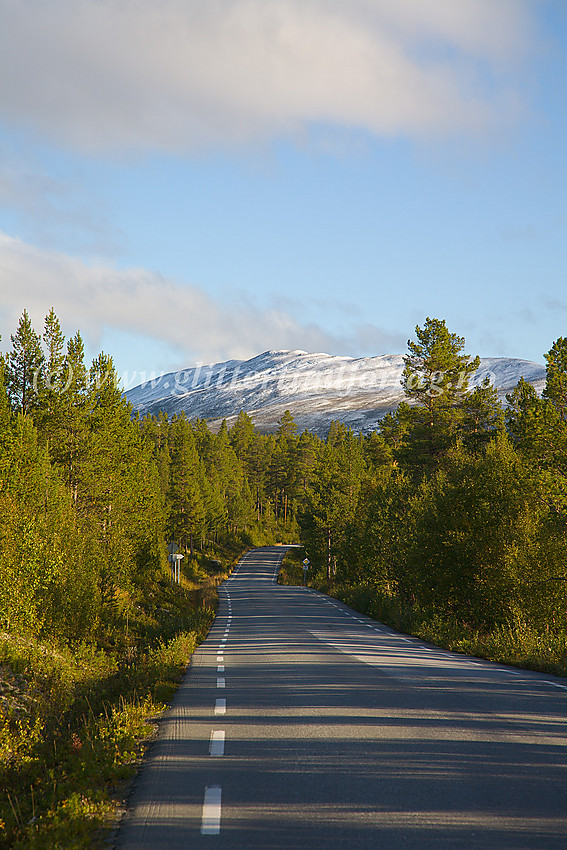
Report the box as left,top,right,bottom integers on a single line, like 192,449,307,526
124,349,546,436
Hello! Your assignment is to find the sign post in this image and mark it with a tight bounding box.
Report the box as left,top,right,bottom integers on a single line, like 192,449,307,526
302,558,310,586
167,541,184,585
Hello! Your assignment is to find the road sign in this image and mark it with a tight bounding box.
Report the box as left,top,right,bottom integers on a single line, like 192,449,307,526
168,551,184,585
167,541,179,554
302,558,310,571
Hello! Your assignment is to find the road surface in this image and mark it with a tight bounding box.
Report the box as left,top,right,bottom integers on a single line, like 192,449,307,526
116,546,567,849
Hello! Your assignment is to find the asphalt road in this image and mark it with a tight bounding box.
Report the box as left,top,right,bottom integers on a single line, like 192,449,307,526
116,546,567,849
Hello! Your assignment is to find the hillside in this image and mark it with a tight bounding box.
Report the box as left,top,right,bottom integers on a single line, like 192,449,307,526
125,349,546,435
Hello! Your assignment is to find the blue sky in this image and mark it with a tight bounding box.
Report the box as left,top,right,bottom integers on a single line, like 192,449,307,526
0,0,565,383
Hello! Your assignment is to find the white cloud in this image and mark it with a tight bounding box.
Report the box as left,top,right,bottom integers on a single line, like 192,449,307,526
0,0,534,153
0,231,403,369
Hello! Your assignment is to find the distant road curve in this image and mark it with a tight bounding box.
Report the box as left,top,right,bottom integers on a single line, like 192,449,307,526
116,546,567,849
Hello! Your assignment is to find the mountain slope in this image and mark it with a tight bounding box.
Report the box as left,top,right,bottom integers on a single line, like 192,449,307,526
125,349,546,435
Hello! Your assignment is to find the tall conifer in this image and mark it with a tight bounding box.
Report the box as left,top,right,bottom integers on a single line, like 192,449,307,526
5,309,44,415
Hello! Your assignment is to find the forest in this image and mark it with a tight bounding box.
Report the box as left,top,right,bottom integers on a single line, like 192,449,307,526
0,308,566,844
1,309,567,643
1,309,567,642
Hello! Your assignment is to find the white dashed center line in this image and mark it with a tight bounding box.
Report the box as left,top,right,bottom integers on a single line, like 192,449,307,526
209,730,225,757
201,786,222,835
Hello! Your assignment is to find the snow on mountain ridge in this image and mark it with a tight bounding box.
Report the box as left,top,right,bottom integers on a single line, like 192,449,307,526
125,349,546,436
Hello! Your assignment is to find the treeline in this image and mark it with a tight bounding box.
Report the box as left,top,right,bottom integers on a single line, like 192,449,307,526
0,309,294,645
1,309,566,643
0,309,163,642
300,318,567,632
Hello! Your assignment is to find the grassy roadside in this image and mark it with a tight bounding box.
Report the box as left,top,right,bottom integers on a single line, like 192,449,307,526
0,550,240,849
335,584,567,678
279,551,567,679
276,547,308,587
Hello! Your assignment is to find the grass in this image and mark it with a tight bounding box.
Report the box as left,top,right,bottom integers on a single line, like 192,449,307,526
278,549,567,678
0,551,239,850
333,583,567,677
277,546,307,586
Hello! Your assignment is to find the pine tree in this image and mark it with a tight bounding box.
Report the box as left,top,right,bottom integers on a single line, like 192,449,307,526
277,409,298,439
295,430,321,494
507,339,567,518
167,416,205,555
505,377,541,457
36,308,67,441
42,308,66,390
140,412,170,497
363,430,393,472
340,465,409,592
543,336,567,422
231,416,273,523
268,412,299,524
507,342,567,479
78,353,165,603
5,309,45,415
397,317,480,473
200,469,228,543
461,377,505,452
402,317,479,407
0,344,11,433
302,422,365,582
0,410,99,639
229,410,255,464
48,331,90,504
408,435,539,626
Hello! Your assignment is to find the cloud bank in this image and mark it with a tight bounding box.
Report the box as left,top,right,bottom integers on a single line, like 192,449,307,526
0,232,404,368
0,0,533,153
